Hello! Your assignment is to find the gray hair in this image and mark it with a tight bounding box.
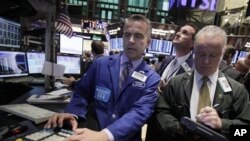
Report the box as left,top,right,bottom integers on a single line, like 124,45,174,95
194,25,227,49
124,14,152,36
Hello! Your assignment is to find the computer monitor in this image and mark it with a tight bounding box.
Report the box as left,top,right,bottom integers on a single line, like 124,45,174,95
110,38,123,51
148,39,173,55
0,17,21,48
26,52,45,74
0,51,28,78
57,55,81,74
238,51,248,60
60,34,83,55
231,50,239,64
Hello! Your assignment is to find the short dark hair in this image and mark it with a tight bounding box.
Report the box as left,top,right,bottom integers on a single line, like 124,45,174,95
91,40,104,55
184,23,198,40
223,46,236,60
124,14,152,36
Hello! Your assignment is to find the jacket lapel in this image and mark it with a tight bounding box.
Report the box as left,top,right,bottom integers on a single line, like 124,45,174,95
108,55,120,102
183,71,194,104
213,72,226,105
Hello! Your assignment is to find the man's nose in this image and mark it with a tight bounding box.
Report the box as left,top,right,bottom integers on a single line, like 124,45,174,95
129,35,135,42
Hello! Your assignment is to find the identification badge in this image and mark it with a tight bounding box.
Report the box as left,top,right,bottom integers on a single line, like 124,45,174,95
132,81,145,88
218,77,232,93
94,86,111,102
181,62,191,72
131,71,147,82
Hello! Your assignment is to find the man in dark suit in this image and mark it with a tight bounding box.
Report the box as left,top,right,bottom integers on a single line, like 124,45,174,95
157,24,197,92
219,46,243,82
146,25,250,141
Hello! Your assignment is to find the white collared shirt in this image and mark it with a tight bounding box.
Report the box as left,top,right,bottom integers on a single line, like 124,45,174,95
190,69,219,121
161,52,192,81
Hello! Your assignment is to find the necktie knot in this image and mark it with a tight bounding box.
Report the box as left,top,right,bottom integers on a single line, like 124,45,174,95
202,76,209,83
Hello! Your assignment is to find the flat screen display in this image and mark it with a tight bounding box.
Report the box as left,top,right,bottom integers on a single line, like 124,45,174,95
231,50,239,64
110,38,123,51
57,55,81,74
238,51,248,60
148,39,173,55
0,51,28,78
60,34,83,55
26,52,45,74
0,17,21,48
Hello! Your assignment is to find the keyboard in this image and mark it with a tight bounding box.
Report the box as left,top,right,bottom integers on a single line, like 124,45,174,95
24,128,73,141
0,104,55,124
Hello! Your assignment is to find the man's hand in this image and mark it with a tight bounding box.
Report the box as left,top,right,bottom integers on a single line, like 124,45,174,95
158,80,166,94
44,113,78,131
66,128,109,141
62,76,76,86
196,106,222,129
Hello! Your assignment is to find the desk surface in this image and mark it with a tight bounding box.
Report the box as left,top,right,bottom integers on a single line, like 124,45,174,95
1,85,99,131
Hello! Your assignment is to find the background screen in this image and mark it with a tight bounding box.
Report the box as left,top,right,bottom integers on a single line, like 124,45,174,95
0,17,21,48
60,34,83,55
57,55,81,74
148,39,173,55
0,51,28,78
26,52,45,74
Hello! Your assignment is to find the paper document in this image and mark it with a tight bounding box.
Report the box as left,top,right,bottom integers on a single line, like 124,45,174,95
46,88,71,96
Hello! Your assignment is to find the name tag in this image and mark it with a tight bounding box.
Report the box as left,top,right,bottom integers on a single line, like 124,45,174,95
181,62,191,72
131,71,147,82
132,81,145,88
94,86,111,102
218,77,232,93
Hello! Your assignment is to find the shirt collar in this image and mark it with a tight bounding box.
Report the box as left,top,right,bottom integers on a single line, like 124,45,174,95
195,69,219,84
175,52,192,65
120,52,143,69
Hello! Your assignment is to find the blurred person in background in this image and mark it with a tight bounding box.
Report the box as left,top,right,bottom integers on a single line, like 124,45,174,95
62,40,105,88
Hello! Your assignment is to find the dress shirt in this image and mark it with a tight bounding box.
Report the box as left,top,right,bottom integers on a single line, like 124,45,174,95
161,52,192,81
190,69,219,120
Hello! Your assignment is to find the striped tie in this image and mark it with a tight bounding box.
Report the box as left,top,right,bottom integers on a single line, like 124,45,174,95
165,58,177,83
120,62,132,90
197,76,211,113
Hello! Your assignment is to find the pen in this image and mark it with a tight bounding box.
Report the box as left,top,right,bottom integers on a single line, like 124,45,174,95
212,104,220,109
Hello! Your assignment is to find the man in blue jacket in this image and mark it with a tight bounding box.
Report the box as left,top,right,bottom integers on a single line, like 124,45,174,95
45,14,160,141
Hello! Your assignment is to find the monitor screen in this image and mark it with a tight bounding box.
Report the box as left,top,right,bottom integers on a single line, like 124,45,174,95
0,51,28,78
26,52,45,74
57,55,81,74
110,38,123,51
231,50,239,64
238,51,248,60
148,39,173,55
0,17,21,48
60,34,83,55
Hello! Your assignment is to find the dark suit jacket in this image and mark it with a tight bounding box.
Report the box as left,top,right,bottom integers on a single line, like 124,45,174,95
219,60,243,82
157,54,194,76
146,71,250,141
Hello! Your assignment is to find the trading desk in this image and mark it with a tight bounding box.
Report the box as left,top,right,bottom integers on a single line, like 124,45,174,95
0,85,99,140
